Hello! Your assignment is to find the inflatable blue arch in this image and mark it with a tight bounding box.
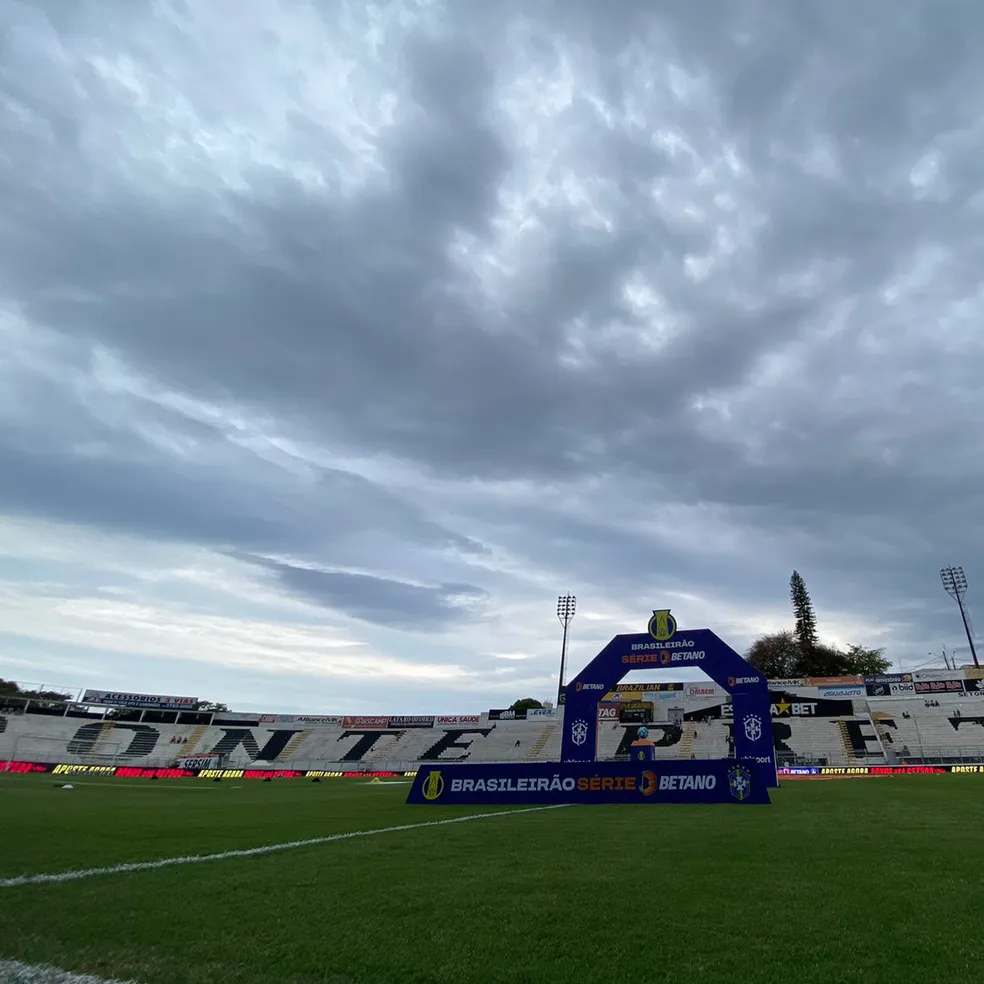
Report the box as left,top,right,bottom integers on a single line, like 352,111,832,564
407,610,776,806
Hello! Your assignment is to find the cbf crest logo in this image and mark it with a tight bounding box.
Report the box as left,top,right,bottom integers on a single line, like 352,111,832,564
421,771,444,801
728,764,752,801
648,609,677,642
743,714,763,743
571,719,589,746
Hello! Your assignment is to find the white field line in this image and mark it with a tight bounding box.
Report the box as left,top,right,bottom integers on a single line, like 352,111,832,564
0,958,134,983
0,804,572,889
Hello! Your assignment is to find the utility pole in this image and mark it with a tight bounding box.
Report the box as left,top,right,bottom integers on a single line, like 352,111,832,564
556,594,576,704
940,566,979,667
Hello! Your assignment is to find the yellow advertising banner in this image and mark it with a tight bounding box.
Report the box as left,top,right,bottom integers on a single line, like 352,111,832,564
964,667,984,680
603,690,642,702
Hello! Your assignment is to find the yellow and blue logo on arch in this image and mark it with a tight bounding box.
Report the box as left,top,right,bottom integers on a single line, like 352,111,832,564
648,609,677,642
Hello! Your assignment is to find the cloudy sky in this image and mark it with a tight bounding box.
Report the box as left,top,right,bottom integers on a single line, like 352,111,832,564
1,0,981,714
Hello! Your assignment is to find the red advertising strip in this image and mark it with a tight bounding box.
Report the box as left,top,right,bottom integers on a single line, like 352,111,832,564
115,767,197,779
3,760,981,782
242,769,306,779
435,715,481,725
915,680,964,693
341,771,403,777
341,716,390,728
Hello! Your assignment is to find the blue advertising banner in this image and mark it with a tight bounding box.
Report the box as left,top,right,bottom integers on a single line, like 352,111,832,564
559,609,777,785
406,759,771,806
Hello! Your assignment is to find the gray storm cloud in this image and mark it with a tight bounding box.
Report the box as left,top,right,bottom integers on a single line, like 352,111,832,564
1,0,981,674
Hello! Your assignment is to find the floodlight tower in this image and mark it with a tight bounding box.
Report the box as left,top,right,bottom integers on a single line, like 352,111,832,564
556,594,577,704
940,566,979,667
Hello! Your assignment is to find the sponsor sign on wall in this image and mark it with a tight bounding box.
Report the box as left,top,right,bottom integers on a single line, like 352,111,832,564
914,670,959,681
597,703,619,720
435,715,481,725
81,690,198,711
817,686,865,697
605,689,683,703
261,714,340,725
686,685,722,699
914,680,964,694
341,716,390,729
865,681,916,697
387,716,435,729
603,683,686,701
865,683,892,697
962,679,984,696
805,676,864,686
965,667,984,680
864,674,913,685
616,682,685,691
770,678,806,687
488,708,527,721
175,755,220,770
528,708,555,717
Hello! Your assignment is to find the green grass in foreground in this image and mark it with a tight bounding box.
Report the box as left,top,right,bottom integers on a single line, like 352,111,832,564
1,773,983,984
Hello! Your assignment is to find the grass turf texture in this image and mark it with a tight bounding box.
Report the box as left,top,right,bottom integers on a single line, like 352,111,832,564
1,774,983,984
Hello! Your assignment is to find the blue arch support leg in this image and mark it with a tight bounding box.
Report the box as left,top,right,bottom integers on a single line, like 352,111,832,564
559,615,778,787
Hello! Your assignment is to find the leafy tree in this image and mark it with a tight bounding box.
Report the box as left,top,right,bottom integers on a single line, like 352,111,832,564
194,700,229,712
789,571,819,654
745,631,802,678
0,678,72,701
510,697,543,711
797,641,850,678
842,644,890,677
745,635,854,678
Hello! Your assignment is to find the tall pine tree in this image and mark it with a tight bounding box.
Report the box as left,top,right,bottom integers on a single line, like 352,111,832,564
789,570,818,655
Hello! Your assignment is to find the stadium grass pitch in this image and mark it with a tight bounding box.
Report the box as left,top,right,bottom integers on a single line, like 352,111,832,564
1,773,983,984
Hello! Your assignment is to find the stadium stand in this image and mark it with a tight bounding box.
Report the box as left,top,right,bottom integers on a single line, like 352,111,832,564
869,699,984,763
2,673,983,771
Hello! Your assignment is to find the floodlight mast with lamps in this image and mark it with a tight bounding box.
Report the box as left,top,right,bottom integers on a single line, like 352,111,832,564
556,594,576,704
940,566,979,667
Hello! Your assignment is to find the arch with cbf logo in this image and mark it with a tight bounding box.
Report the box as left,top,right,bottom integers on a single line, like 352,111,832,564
405,610,775,806
560,609,777,787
